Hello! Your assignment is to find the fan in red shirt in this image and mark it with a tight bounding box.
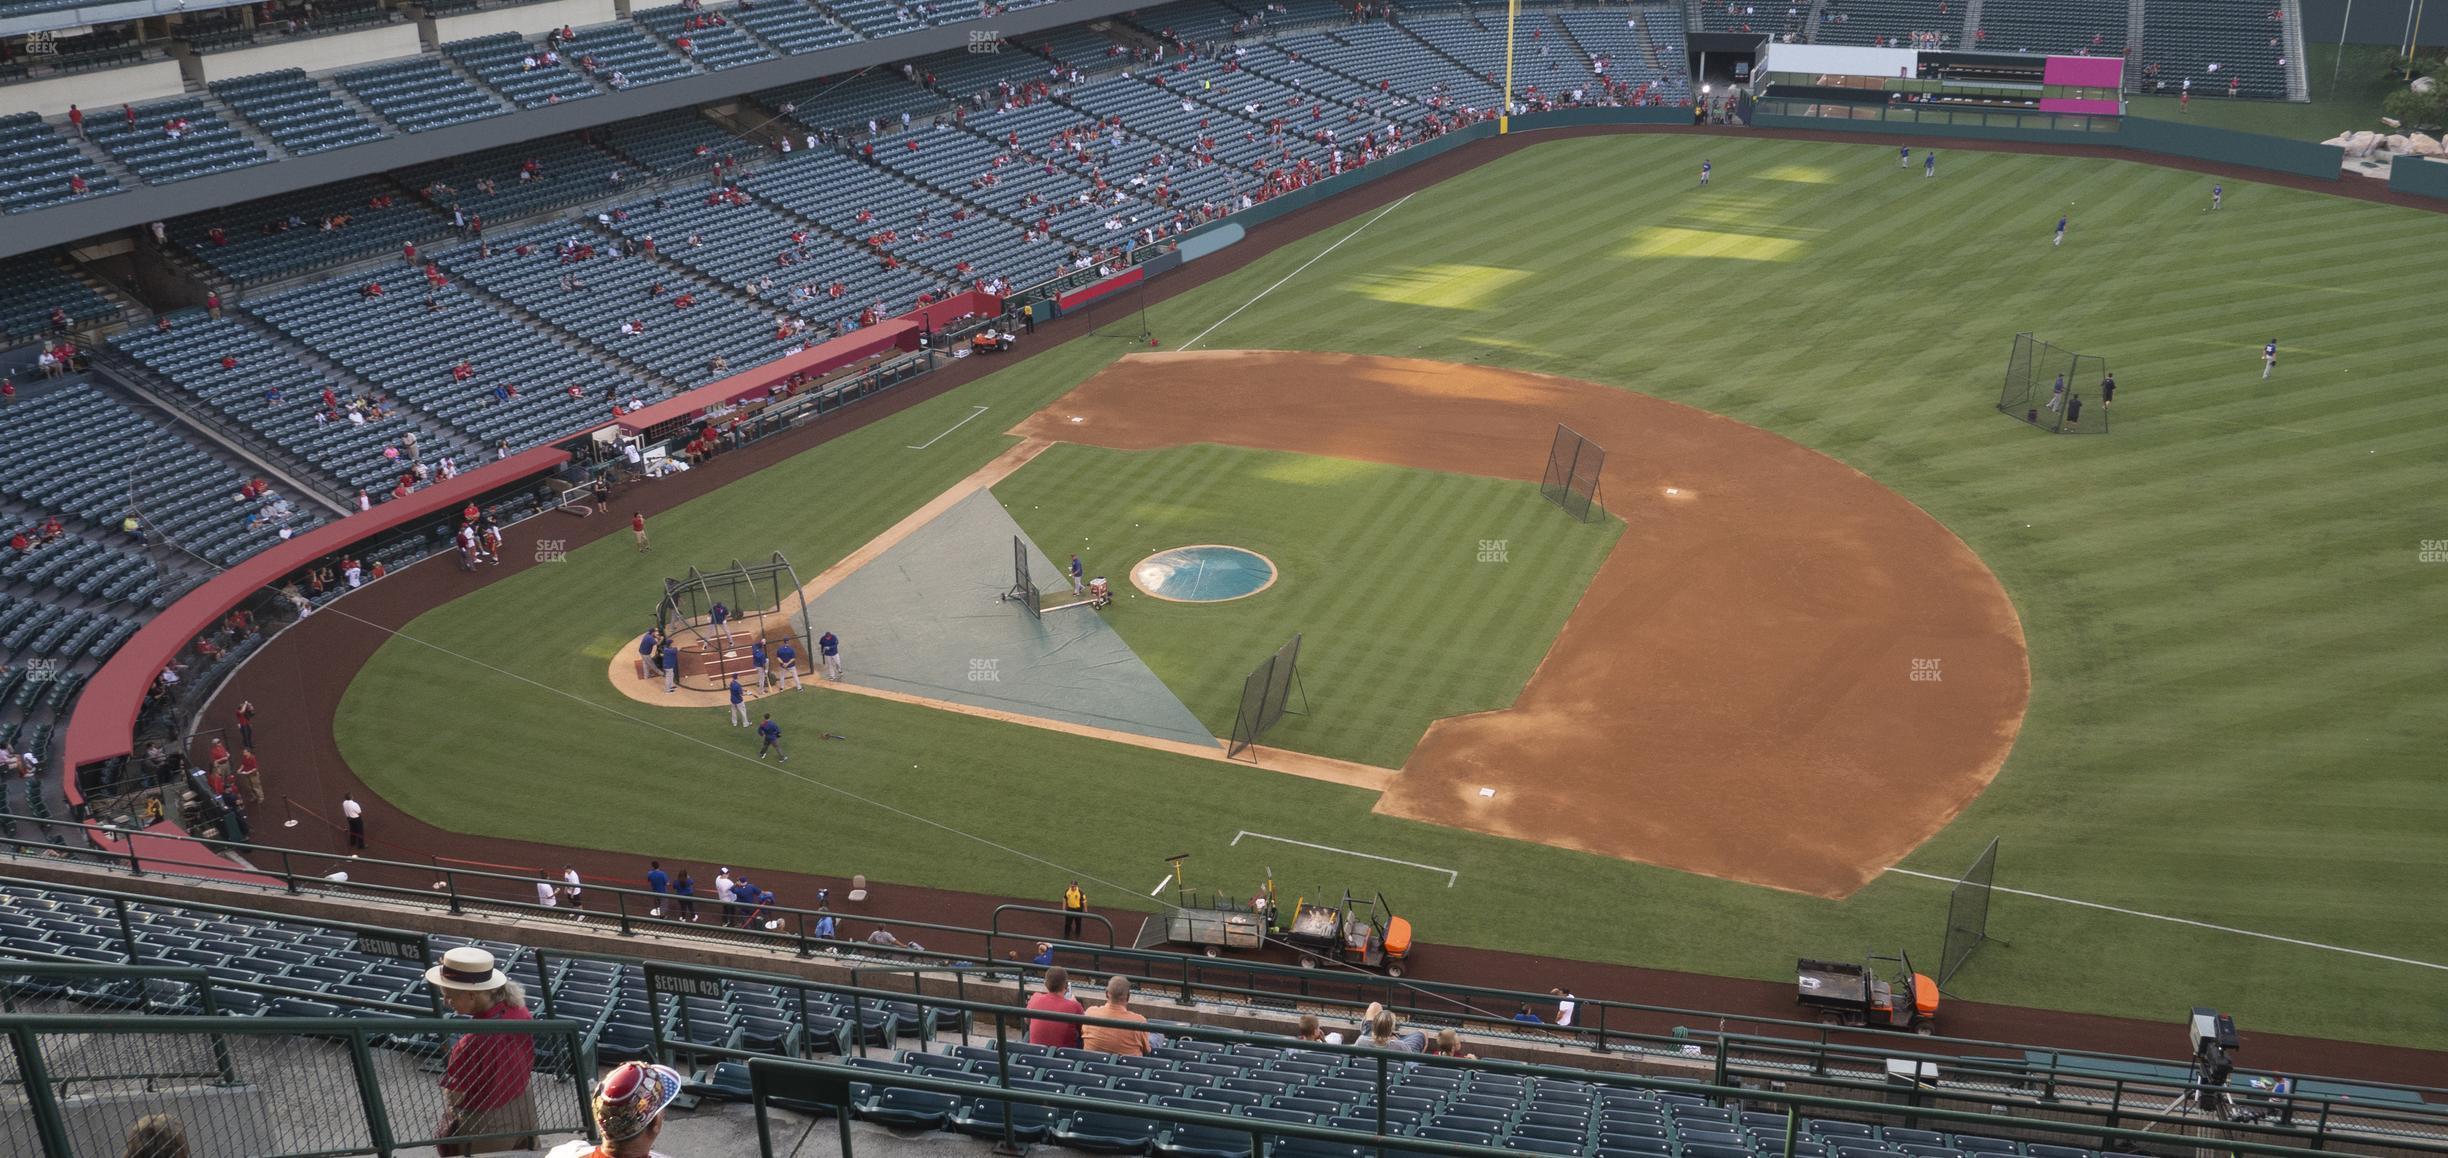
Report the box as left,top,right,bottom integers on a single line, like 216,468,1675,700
425,948,540,1150
1026,966,1085,1047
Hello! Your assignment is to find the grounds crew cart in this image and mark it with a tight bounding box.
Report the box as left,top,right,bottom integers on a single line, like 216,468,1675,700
1135,874,1280,958
1283,891,1412,976
1795,951,1939,1033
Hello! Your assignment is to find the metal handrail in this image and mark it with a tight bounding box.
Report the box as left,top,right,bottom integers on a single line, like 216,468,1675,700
4,831,2444,1117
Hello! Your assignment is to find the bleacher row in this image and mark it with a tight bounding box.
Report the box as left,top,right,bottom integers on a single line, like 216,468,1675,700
0,880,2150,1158
1,0,1692,217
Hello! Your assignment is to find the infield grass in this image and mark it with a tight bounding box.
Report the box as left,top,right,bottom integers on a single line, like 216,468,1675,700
336,135,2448,1049
994,444,1621,767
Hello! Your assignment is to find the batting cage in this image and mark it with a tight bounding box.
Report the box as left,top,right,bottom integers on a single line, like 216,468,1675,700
1539,424,1606,521
1227,633,1309,759
1000,535,1041,619
1938,836,2002,992
658,552,810,690
1998,333,2110,435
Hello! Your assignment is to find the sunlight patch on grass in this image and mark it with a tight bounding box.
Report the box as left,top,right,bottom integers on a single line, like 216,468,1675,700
1344,263,1532,310
1619,225,1805,262
1756,163,1840,184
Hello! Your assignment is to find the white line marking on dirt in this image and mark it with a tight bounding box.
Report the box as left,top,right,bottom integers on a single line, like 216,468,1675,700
1882,867,2448,971
1232,830,1457,887
907,405,990,449
1180,193,1415,351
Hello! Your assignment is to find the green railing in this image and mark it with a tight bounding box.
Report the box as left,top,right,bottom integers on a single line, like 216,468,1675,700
0,1010,594,1157
692,984,2439,1158
5,841,2447,1134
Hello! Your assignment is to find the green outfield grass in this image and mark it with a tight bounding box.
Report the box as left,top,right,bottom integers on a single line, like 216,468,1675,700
993,444,1621,766
336,134,2448,1049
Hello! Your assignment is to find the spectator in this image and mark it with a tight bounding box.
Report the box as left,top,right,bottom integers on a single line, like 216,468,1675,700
343,794,365,850
544,1061,684,1158
1357,1002,1425,1051
1081,976,1156,1056
645,860,669,913
121,1113,188,1158
561,864,586,917
1294,1014,1327,1043
1027,966,1085,1047
714,867,736,925
1428,1028,1475,1058
1551,986,1577,1028
1512,1005,1543,1025
425,947,539,1153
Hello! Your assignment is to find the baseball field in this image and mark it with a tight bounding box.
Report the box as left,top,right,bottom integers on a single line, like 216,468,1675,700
326,134,2448,1050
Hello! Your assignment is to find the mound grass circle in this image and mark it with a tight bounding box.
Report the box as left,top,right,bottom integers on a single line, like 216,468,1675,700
1129,544,1280,603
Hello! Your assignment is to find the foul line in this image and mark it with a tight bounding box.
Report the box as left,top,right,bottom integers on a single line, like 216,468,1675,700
1882,867,2448,971
1179,192,1415,351
1233,830,1458,887
906,405,989,450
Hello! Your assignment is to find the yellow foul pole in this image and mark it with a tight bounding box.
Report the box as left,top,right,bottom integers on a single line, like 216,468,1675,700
1501,0,1519,133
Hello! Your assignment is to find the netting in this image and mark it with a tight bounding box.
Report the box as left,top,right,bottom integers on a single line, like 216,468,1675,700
1539,425,1606,521
1939,836,2000,991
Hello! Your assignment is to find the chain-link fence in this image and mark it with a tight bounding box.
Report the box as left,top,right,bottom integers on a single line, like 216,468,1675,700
0,1002,590,1157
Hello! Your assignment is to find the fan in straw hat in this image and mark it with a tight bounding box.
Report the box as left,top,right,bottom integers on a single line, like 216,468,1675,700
425,947,540,1154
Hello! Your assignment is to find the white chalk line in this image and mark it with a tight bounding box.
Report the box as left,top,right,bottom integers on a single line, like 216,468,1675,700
1881,867,2448,971
1233,829,1458,887
1180,193,1416,351
906,405,990,450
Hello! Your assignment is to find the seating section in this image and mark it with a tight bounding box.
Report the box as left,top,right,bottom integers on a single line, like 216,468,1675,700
1974,0,2126,56
1696,0,1811,38
636,4,779,71
246,277,658,451
339,58,510,133
823,0,941,39
0,384,314,566
210,70,390,156
111,311,462,496
0,252,119,345
1401,15,1588,97
170,177,448,285
1810,0,1956,49
1553,10,1691,104
0,113,119,214
2,534,165,610
1127,0,1256,47
564,20,699,90
760,69,941,136
731,0,860,55
2137,0,2290,100
596,185,942,316
83,97,270,185
395,135,631,226
748,147,1051,299
445,33,600,109
599,108,748,175
435,225,787,388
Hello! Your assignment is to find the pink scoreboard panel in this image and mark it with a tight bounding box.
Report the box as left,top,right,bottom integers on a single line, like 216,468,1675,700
2040,56,2124,113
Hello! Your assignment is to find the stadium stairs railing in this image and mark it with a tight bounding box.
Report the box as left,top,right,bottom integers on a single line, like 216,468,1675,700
2,843,2446,1154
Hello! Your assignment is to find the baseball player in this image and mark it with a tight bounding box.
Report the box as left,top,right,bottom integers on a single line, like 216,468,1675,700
708,600,733,648
2211,183,2222,210
2047,373,2067,412
775,640,803,689
1900,144,1911,168
728,677,749,727
818,631,841,681
1699,159,1711,187
751,638,772,693
2262,339,2277,379
2100,372,2116,407
1069,554,1085,596
756,714,787,761
2053,215,2067,247
1924,150,1936,178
